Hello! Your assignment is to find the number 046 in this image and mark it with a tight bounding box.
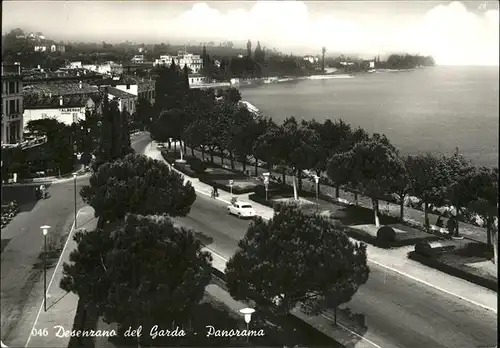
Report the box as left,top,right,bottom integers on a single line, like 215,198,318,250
32,328,49,336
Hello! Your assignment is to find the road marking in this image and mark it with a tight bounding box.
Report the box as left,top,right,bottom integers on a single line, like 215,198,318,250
148,141,498,313
367,259,497,313
25,209,82,348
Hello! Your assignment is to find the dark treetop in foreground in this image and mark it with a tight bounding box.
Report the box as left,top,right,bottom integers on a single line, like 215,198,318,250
80,153,196,223
225,204,369,316
61,214,212,334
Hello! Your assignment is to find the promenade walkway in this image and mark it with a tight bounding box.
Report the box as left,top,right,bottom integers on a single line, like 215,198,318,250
178,145,489,244
146,141,497,312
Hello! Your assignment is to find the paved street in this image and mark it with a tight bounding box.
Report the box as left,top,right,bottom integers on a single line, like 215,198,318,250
0,132,151,345
174,192,498,348
185,146,490,244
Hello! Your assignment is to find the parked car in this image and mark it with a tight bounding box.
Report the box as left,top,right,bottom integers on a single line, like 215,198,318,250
156,143,165,149
227,201,256,219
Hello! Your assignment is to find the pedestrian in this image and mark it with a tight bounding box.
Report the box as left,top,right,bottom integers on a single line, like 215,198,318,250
211,187,216,199
436,214,444,228
214,187,219,197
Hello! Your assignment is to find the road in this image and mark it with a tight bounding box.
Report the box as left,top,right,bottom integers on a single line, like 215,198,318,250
0,132,151,343
175,192,498,348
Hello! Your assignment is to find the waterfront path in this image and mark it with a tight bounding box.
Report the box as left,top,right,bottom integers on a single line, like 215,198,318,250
180,145,489,244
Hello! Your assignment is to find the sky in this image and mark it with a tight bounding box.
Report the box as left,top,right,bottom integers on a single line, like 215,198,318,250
2,1,499,66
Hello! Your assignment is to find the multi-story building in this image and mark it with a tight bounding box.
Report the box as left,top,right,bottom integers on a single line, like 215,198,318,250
153,51,203,73
23,95,98,128
1,64,24,144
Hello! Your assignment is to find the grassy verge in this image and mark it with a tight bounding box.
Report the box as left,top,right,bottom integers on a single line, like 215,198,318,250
408,243,497,291
249,193,440,248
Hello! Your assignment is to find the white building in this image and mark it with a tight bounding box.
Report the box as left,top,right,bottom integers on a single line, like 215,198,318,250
188,74,207,87
23,96,96,129
303,56,319,64
67,61,83,69
97,61,123,76
131,55,144,64
154,51,203,73
2,64,24,144
34,45,47,52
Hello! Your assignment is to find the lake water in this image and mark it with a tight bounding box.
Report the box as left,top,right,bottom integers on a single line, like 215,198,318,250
241,66,499,167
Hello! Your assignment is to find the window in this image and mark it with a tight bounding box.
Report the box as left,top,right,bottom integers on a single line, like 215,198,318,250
8,82,15,94
126,84,130,90
16,99,19,112
16,82,19,94
9,100,15,114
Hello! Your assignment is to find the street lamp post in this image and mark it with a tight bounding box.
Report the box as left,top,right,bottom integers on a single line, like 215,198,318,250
229,180,234,196
239,308,255,343
313,175,320,202
40,225,51,312
73,173,77,229
262,173,270,201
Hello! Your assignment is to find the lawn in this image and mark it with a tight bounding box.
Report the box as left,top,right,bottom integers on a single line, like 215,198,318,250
204,167,237,176
213,178,261,191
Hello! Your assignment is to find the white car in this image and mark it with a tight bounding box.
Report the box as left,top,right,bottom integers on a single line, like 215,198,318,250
227,202,256,219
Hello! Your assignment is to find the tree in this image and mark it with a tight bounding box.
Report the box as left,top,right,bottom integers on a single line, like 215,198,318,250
134,97,153,130
225,204,369,319
61,214,212,341
80,153,196,224
444,150,476,237
306,119,352,197
328,134,404,226
321,47,326,72
467,166,499,263
391,155,413,221
406,153,449,229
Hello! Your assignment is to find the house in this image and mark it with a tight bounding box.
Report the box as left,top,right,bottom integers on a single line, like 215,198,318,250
67,61,83,69
2,64,24,144
303,56,319,64
34,45,47,52
93,76,155,106
23,95,99,129
107,87,137,115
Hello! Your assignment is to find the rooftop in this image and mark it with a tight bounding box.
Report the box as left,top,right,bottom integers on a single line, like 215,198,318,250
24,94,101,109
107,87,136,99
23,82,100,96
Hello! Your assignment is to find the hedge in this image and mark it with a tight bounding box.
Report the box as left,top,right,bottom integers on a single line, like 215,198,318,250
248,193,440,249
408,251,498,291
173,162,198,178
199,177,259,195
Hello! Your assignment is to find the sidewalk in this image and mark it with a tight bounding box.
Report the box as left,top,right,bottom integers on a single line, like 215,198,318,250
146,141,497,312
9,206,98,348
182,145,489,244
2,165,89,187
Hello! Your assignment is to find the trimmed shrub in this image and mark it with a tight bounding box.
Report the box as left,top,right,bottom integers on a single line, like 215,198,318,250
173,163,197,177
376,226,396,243
189,158,207,173
415,241,434,257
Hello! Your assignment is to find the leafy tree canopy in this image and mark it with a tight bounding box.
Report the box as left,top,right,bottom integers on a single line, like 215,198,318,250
225,203,369,316
61,214,212,329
